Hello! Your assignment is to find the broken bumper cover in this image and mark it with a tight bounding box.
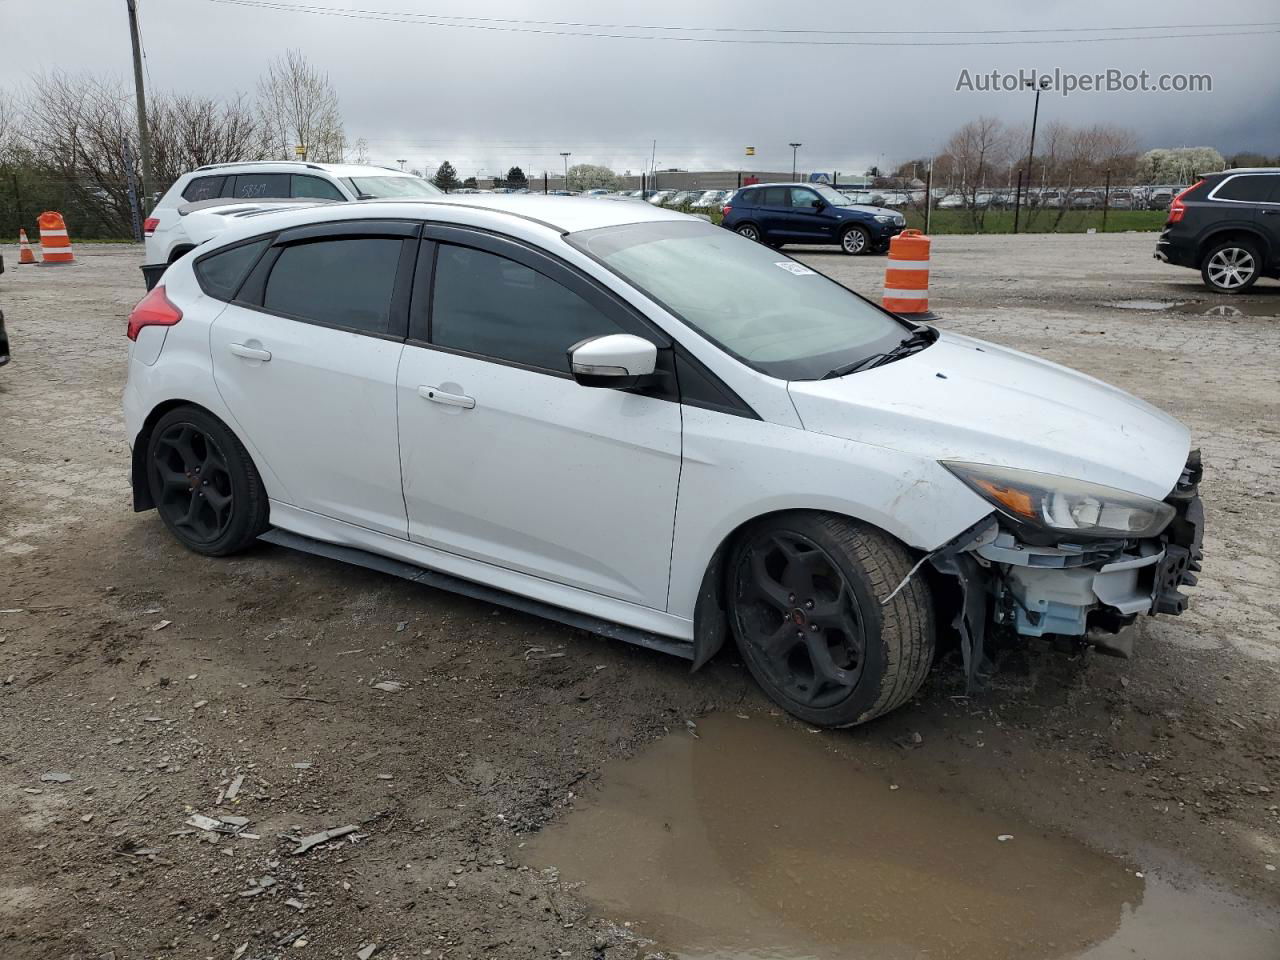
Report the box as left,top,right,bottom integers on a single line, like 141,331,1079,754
982,450,1205,645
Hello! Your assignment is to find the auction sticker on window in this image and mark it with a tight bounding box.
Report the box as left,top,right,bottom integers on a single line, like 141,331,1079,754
775,261,816,276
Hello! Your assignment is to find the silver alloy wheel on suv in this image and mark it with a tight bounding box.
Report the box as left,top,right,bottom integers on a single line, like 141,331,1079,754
1203,242,1258,293
841,225,870,256
735,223,760,242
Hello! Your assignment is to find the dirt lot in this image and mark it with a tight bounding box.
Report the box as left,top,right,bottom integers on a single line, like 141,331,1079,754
1,233,1278,959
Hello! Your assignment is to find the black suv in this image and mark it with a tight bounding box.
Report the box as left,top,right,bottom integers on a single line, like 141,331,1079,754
1155,168,1280,293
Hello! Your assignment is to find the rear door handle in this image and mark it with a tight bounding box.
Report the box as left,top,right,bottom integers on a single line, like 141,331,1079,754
1262,209,1279,215
229,343,272,362
418,385,475,409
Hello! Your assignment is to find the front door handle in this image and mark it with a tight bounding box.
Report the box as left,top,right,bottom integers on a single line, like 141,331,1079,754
229,343,272,362
418,385,475,409
1262,209,1279,215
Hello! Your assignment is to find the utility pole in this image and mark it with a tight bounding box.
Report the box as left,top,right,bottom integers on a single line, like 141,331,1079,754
1015,76,1051,234
789,142,802,180
125,0,154,214
560,151,571,191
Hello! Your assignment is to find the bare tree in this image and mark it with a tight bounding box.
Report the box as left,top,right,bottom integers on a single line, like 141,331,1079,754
937,116,1012,227
257,50,346,162
149,93,265,186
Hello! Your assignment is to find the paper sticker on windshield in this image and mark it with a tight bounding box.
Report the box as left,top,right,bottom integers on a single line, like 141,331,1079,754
775,261,816,276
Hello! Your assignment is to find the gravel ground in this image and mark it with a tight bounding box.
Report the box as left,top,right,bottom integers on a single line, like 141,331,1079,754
0,233,1278,959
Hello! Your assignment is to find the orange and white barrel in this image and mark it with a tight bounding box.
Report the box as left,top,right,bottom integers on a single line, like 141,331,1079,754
17,228,36,265
882,229,932,318
37,211,76,265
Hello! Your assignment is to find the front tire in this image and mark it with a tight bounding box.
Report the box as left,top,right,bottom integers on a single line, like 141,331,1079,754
1201,239,1260,293
146,406,269,556
728,512,934,727
840,225,871,256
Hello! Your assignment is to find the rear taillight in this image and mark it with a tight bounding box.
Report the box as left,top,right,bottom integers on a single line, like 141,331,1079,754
127,285,182,341
722,204,732,216
143,217,159,237
1167,179,1203,224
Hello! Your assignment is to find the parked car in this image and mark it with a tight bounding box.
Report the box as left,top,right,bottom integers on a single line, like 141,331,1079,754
1147,187,1176,210
935,194,965,209
722,183,905,255
1108,190,1135,210
1069,190,1104,210
144,162,442,286
1155,167,1280,293
123,195,1205,727
668,191,701,207
690,190,729,210
647,191,677,205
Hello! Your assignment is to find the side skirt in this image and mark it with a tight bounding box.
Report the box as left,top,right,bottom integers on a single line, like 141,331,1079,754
259,527,695,662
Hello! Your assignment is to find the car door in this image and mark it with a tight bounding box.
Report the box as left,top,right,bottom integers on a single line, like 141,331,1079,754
1259,175,1280,262
208,221,417,537
787,187,836,241
757,186,795,238
396,226,682,608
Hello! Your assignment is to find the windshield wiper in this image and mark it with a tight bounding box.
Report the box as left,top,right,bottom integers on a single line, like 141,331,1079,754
820,326,937,379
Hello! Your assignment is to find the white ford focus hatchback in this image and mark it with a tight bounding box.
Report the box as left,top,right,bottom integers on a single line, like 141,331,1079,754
123,196,1204,726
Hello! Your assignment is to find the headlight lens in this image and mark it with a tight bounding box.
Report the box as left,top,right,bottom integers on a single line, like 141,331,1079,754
942,461,1175,539
874,214,894,223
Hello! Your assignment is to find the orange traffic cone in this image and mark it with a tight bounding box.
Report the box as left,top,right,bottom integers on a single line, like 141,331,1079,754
882,229,935,320
37,211,77,265
17,228,36,264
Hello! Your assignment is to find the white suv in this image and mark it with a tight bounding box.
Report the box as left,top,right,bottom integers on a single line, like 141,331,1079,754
143,161,442,281
122,196,1204,727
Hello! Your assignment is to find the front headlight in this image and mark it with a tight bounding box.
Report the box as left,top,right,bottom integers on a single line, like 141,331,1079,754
941,461,1175,539
874,214,895,223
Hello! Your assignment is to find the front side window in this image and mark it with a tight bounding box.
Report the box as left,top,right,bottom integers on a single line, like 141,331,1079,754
263,238,401,334
196,239,270,301
291,175,346,201
345,176,443,199
789,187,822,209
430,244,622,372
231,173,290,199
1215,175,1278,203
568,219,907,381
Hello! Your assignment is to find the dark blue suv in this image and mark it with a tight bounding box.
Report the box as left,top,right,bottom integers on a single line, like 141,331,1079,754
722,183,905,255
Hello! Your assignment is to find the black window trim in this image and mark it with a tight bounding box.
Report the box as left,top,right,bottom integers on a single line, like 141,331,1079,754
230,219,422,342
409,223,672,381
1206,173,1280,206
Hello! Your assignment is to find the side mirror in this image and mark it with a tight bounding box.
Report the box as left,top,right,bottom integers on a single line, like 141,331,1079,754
568,334,657,389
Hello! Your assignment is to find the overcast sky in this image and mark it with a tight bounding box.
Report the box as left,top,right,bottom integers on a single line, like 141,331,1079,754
2,0,1277,178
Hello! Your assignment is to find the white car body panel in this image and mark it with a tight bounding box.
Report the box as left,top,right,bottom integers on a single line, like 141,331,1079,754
396,344,682,608
209,302,409,537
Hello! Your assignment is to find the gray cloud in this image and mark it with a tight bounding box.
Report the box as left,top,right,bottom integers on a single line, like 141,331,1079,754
2,0,1276,177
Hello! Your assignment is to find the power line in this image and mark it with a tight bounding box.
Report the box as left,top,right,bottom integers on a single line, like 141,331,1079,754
198,0,1280,46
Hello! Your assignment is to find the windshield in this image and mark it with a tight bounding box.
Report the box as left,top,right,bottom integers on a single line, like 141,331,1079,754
567,220,908,380
812,184,856,207
344,176,442,199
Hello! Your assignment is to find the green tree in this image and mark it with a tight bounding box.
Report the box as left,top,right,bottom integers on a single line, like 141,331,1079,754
505,165,528,189
432,160,461,192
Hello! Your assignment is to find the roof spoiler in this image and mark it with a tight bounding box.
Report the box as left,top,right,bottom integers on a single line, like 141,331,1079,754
176,197,338,217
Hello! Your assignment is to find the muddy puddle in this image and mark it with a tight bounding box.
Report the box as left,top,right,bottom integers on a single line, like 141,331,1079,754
1104,297,1279,317
524,714,1280,960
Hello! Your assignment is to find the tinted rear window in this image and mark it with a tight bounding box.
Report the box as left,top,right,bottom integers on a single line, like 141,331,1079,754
760,187,788,206
195,239,270,301
263,238,401,334
1214,174,1279,203
182,176,227,202
229,173,291,200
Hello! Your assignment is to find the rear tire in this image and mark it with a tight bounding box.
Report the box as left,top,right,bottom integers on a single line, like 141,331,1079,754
727,512,934,727
1201,239,1260,294
734,223,762,243
146,406,269,557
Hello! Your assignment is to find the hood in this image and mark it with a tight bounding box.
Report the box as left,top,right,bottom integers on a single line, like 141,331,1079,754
787,331,1189,500
842,204,901,219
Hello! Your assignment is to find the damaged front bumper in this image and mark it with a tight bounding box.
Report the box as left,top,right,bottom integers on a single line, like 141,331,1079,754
932,451,1205,678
